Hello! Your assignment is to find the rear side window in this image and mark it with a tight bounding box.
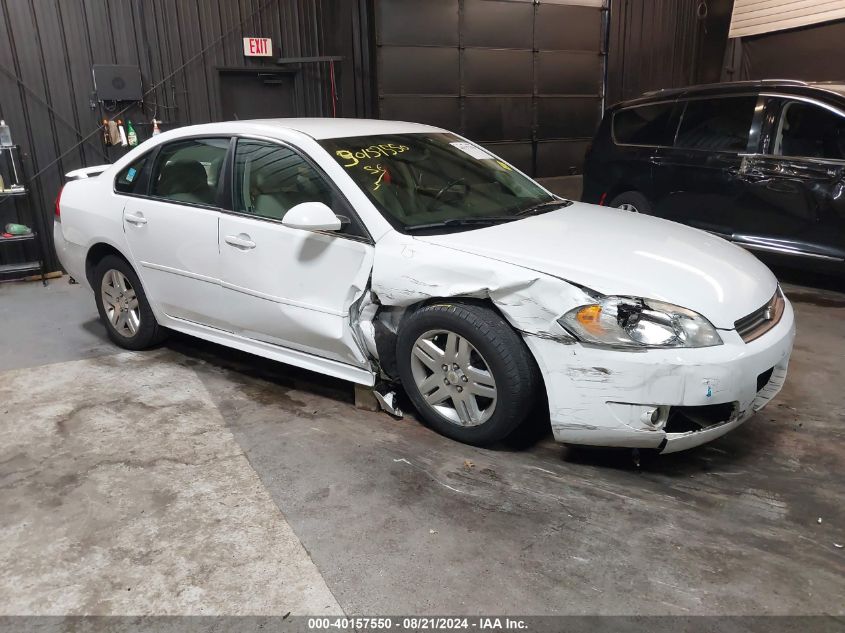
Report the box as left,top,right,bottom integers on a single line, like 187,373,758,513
115,155,148,194
675,97,757,152
773,101,845,160
613,103,676,146
150,137,229,206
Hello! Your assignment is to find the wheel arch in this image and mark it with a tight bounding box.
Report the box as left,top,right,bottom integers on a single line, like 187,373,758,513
408,297,549,420
391,296,549,444
605,184,639,203
375,295,546,392
85,242,133,288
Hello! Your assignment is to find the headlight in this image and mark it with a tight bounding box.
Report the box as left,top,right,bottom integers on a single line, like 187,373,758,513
558,296,722,349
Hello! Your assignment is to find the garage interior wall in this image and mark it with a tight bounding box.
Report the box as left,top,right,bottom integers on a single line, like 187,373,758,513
373,0,607,179
606,0,734,104
0,0,741,272
723,18,845,83
0,0,334,272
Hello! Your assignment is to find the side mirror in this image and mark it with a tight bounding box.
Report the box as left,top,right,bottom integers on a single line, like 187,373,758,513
281,202,342,232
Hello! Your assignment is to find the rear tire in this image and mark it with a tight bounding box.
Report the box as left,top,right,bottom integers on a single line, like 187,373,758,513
609,191,653,215
396,302,541,446
94,255,167,350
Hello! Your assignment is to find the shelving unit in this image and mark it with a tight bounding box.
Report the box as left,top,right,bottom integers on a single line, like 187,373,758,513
0,145,45,285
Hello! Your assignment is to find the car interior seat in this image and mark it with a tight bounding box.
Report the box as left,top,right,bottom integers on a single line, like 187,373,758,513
250,168,291,219
370,161,419,221
156,160,215,205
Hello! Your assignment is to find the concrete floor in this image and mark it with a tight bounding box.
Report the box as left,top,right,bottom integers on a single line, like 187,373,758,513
0,272,843,616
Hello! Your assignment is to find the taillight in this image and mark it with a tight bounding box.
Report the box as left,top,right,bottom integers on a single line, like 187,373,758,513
598,192,607,206
54,185,64,220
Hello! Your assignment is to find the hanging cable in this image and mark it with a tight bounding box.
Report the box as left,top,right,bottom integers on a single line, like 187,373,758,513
329,60,337,118
0,64,110,162
9,0,280,189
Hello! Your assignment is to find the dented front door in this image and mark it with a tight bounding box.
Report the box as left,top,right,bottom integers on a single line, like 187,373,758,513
218,213,374,367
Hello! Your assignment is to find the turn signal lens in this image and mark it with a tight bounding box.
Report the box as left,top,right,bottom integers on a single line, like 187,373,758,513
576,305,604,334
576,305,601,323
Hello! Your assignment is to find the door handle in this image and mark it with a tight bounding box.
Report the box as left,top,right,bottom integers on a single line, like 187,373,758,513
224,234,256,250
124,213,147,226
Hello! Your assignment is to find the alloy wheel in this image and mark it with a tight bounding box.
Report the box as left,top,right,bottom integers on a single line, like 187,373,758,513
409,329,497,427
100,269,141,338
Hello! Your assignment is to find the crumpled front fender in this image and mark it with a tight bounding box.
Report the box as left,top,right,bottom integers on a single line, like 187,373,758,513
371,232,590,340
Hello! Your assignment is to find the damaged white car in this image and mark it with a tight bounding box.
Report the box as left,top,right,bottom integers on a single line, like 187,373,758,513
54,119,795,453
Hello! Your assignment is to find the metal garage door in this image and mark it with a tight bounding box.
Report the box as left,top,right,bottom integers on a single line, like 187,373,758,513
374,0,607,178
729,0,845,38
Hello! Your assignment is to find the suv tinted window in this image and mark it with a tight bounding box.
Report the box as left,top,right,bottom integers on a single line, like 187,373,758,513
613,103,676,146
774,101,845,160
115,155,148,194
675,96,757,152
233,139,366,238
150,138,229,205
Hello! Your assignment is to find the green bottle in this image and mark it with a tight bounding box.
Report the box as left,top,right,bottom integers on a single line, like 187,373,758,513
126,120,138,147
5,223,31,235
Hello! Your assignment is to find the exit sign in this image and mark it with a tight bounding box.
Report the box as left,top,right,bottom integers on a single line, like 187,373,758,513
243,37,273,57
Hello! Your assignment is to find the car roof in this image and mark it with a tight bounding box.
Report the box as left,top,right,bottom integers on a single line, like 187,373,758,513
157,118,447,141
612,79,845,109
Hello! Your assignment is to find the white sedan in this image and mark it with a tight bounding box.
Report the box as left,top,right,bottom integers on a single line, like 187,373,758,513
54,119,795,453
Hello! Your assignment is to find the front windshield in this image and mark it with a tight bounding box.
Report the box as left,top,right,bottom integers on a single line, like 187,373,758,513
318,133,560,233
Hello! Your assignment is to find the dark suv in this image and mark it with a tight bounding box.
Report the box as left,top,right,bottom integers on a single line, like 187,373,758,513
583,80,845,274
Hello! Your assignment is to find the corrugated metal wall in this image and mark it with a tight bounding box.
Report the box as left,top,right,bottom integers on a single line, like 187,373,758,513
606,0,733,105
0,0,333,272
0,0,736,273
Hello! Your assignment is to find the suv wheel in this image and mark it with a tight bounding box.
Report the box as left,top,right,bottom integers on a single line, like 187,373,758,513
396,302,540,446
609,191,653,215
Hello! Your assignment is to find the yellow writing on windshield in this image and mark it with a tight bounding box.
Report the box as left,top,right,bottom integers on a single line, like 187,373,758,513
336,144,409,168
363,164,389,190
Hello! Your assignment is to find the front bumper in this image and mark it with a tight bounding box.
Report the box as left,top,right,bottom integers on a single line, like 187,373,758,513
524,299,795,453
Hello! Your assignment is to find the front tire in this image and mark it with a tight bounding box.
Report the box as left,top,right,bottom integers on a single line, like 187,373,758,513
396,302,540,446
94,255,167,350
609,191,653,215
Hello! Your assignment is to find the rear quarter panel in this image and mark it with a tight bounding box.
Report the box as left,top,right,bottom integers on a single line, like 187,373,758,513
60,174,130,261
58,170,132,283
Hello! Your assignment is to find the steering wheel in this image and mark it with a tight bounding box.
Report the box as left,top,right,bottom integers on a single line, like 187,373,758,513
429,178,470,211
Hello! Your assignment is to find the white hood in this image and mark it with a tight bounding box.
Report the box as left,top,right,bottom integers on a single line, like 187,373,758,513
413,203,778,329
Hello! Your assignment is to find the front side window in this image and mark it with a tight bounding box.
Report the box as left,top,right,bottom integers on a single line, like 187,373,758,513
675,97,757,152
318,133,558,233
773,101,845,160
150,137,229,206
115,154,149,195
613,103,676,146
233,139,366,237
